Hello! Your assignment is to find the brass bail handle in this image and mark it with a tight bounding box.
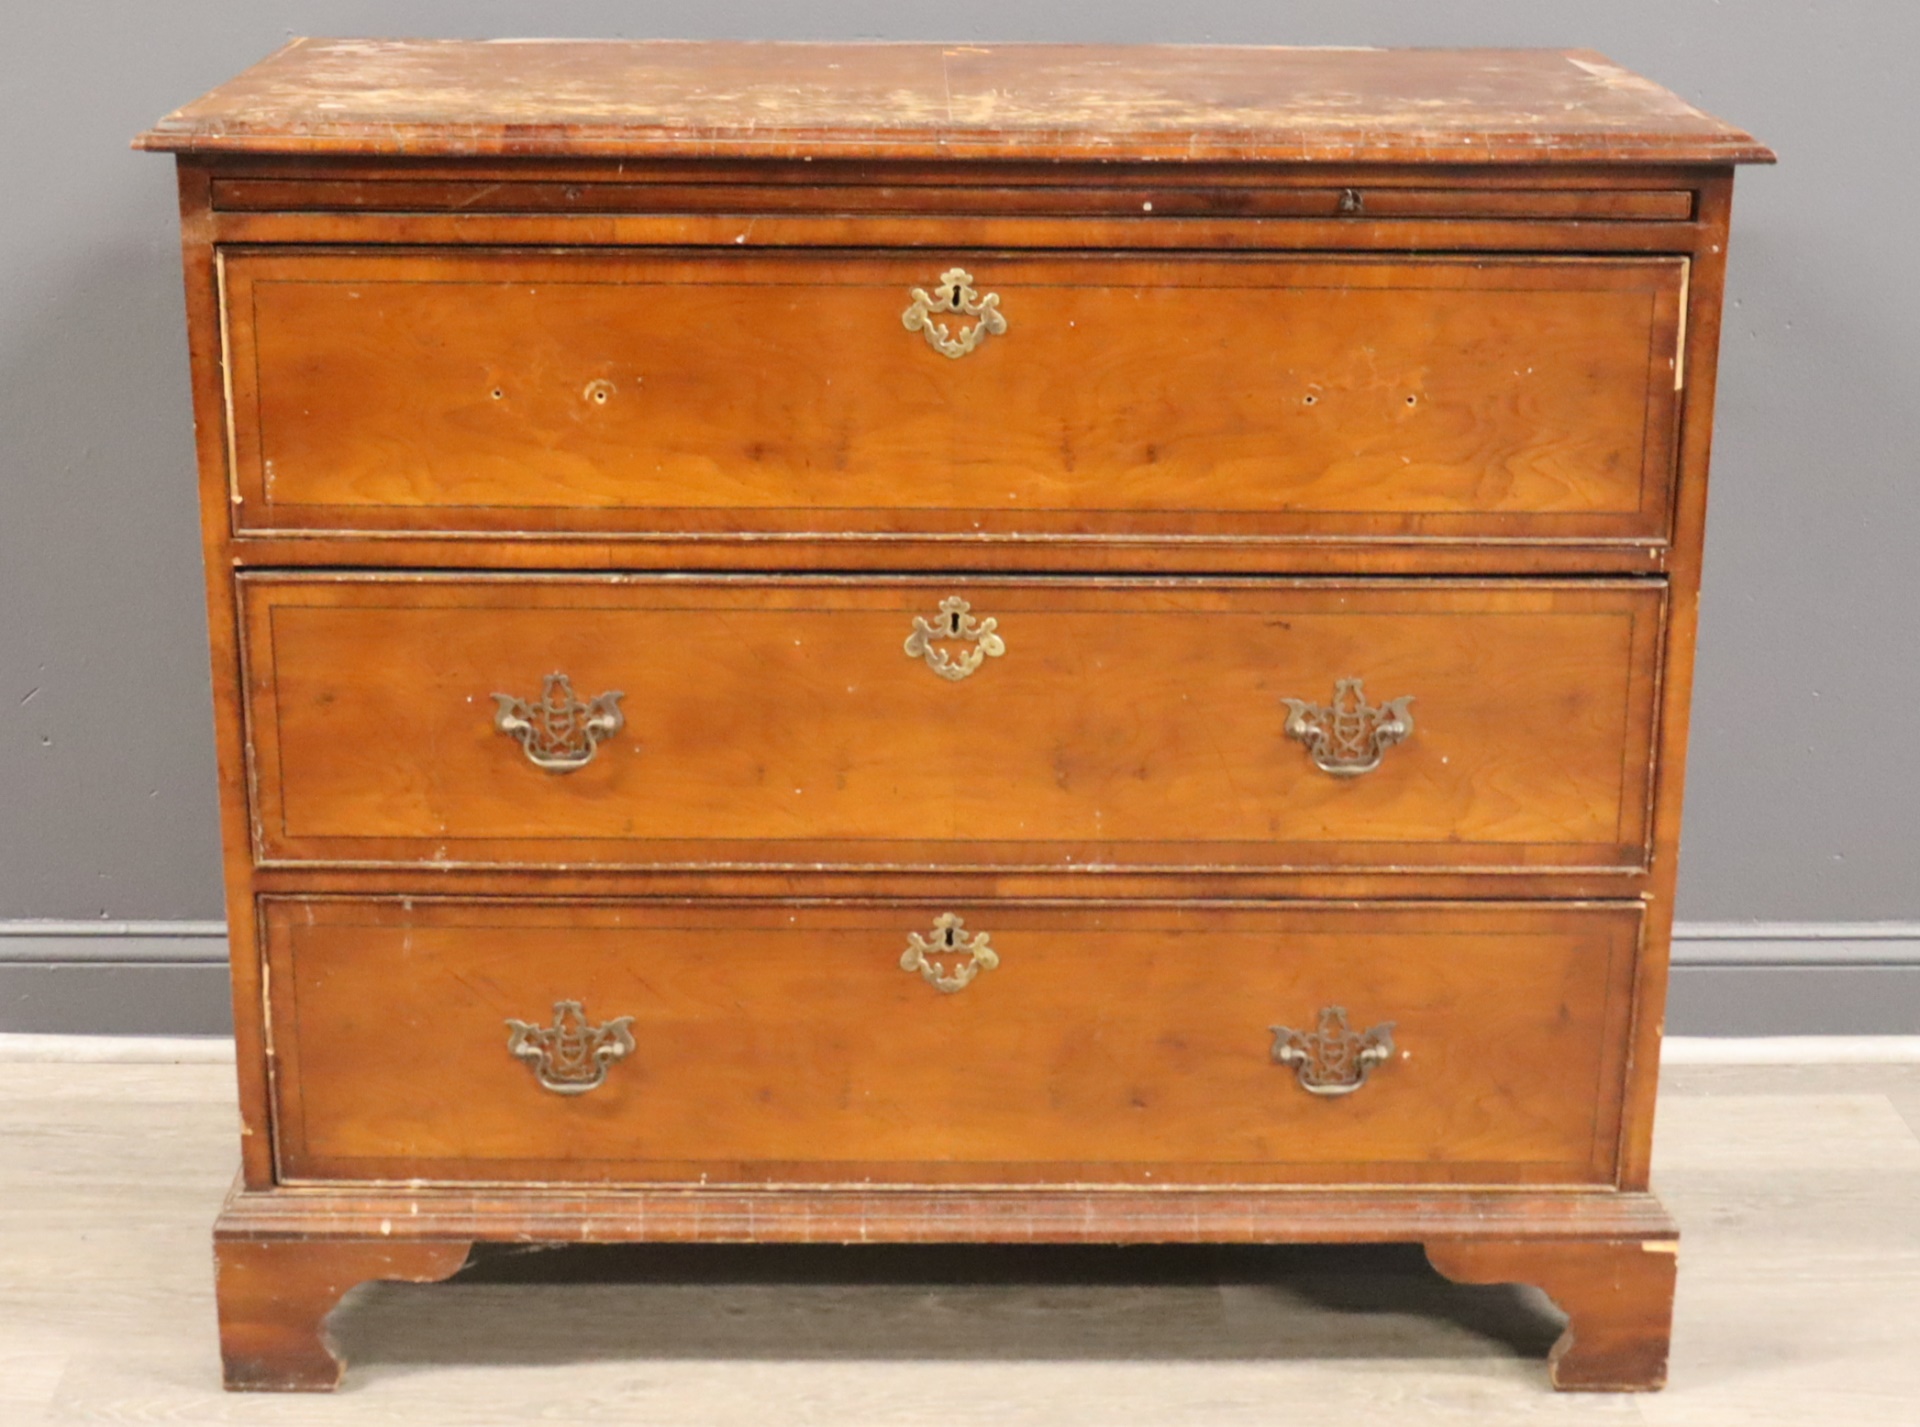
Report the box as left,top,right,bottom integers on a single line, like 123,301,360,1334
1282,678,1413,777
1270,1007,1396,1097
902,267,1006,358
506,1000,636,1095
492,672,624,772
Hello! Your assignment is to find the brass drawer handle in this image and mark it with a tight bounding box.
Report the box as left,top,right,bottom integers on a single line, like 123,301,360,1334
1282,678,1414,777
506,1000,635,1095
904,596,1004,681
492,673,625,772
902,267,1006,358
1270,1007,1396,1097
900,913,999,994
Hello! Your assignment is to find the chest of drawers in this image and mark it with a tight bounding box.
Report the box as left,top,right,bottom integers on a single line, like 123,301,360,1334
139,39,1769,1393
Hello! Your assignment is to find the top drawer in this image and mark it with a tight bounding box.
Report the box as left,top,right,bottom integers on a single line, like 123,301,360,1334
219,249,1685,548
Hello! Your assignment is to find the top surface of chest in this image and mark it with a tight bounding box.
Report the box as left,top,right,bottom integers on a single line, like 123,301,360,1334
144,42,1765,577
137,39,1771,165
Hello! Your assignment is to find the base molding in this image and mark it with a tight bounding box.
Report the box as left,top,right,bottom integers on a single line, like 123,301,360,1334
214,1179,1676,1392
216,1179,1678,1246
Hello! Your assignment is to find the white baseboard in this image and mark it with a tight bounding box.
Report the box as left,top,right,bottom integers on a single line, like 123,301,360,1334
1661,1034,1920,1063
1671,921,1920,965
0,919,227,963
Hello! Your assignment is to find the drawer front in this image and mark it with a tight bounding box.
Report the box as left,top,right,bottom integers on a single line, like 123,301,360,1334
222,249,1684,544
265,899,1639,1186
240,576,1663,874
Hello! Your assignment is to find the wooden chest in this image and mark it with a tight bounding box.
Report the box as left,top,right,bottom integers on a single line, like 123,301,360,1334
138,39,1770,1392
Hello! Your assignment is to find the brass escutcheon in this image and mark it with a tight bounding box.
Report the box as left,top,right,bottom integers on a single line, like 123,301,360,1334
904,596,1004,681
1282,678,1414,776
506,1001,636,1095
1270,1007,1396,1097
901,267,1006,358
900,914,1000,994
492,673,625,772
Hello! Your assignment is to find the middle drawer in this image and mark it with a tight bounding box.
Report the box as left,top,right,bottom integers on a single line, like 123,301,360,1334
240,575,1662,874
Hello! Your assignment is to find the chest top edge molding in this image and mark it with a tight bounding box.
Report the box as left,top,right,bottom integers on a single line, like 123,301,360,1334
136,40,1773,167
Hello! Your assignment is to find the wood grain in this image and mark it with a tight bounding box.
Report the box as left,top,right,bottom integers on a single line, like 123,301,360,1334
221,249,1684,543
261,898,1641,1186
136,40,1767,1395
1427,1236,1678,1390
170,165,275,1188
218,530,1678,579
239,575,1664,873
134,40,1774,165
205,207,1715,260
1618,173,1738,1193
214,1238,471,1390
217,1177,1679,1247
211,174,1698,219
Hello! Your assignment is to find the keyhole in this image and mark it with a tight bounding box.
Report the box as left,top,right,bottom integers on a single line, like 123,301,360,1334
946,612,963,636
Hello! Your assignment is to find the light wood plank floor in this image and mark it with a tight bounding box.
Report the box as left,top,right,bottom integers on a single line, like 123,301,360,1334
3,1057,1917,1424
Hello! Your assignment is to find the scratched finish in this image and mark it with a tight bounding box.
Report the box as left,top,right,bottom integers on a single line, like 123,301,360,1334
135,39,1774,164
261,900,1638,1186
220,249,1686,545
237,577,1662,875
134,43,1770,1392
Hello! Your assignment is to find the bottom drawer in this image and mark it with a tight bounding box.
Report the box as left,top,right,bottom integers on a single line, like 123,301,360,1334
262,899,1640,1186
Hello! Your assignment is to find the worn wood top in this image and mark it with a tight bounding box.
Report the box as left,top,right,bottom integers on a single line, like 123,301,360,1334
136,39,1771,165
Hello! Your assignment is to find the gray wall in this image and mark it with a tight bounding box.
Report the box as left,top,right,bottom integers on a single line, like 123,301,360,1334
2,2,1915,928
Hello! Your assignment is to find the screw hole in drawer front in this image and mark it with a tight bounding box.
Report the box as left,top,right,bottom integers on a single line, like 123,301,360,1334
261,897,1640,1186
